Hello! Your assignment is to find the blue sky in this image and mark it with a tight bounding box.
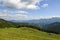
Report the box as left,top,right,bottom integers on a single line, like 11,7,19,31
0,0,60,20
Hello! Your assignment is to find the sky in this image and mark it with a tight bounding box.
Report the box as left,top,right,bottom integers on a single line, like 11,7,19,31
0,0,60,20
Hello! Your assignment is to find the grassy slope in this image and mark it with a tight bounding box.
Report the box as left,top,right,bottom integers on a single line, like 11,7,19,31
0,19,16,28
0,27,60,40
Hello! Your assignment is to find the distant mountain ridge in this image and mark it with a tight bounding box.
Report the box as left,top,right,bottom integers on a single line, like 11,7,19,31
44,22,60,33
0,18,60,33
11,17,60,23
10,17,60,27
10,17,60,33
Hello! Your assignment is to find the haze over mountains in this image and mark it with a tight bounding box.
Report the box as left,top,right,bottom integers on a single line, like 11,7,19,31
11,17,60,24
10,17,60,33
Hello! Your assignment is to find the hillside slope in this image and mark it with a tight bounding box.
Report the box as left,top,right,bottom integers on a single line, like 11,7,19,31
0,27,60,40
0,19,16,28
44,22,60,33
0,19,40,30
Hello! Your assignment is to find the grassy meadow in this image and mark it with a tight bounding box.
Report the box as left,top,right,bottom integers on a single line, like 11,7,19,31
0,27,60,40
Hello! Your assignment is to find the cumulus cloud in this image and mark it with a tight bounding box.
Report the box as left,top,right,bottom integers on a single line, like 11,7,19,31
41,4,48,8
0,0,42,9
0,0,50,20
0,10,60,20
0,10,29,20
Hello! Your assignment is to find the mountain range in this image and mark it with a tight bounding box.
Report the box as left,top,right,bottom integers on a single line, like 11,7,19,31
10,17,60,26
0,17,60,33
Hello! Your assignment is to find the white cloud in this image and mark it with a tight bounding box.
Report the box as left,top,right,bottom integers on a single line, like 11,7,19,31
0,10,60,20
0,10,29,20
42,4,48,8
0,0,51,20
27,5,39,9
0,0,42,9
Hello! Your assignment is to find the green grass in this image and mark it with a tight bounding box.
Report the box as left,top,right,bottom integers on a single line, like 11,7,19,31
0,27,60,40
